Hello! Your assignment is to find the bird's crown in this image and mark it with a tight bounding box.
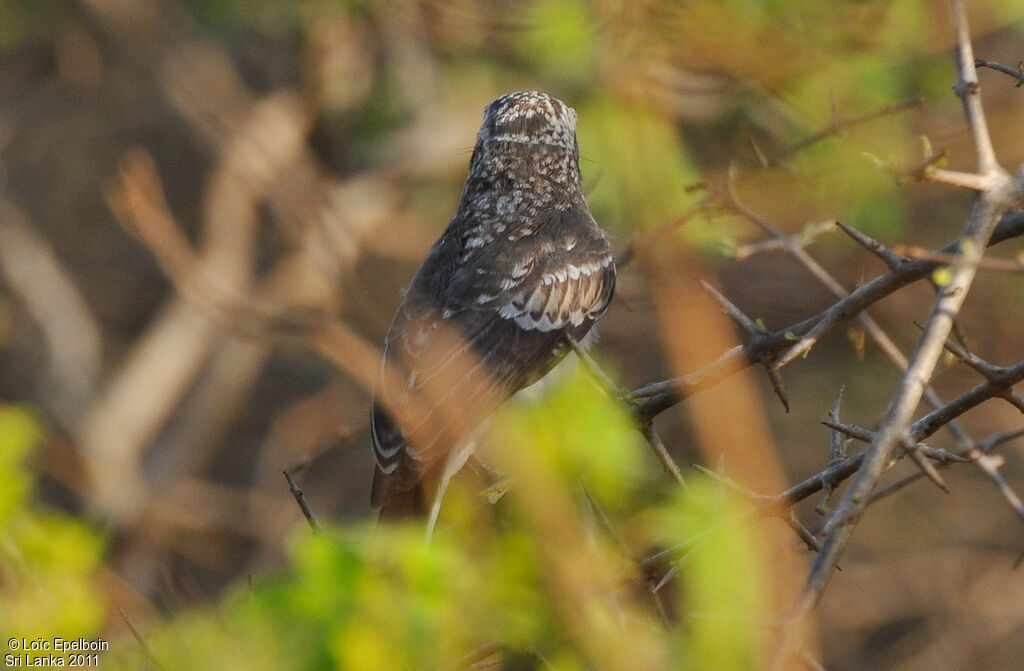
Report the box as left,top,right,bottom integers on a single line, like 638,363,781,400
478,91,578,153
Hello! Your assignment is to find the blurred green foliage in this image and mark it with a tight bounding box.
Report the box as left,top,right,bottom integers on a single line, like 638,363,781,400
517,0,597,87
487,366,649,510
0,406,106,641
0,0,76,49
155,0,1021,247
577,95,704,236
96,372,770,670
653,480,770,671
3,0,1023,668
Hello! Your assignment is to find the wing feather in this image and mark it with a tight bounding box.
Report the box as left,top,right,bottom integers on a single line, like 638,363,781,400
370,205,615,510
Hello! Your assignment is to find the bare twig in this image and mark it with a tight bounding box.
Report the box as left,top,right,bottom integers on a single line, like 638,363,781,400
817,388,848,515
621,201,704,265
0,203,102,428
834,221,906,270
975,58,1024,87
777,356,1024,508
951,3,1000,175
568,337,690,490
819,420,873,443
901,150,952,184
733,221,837,260
767,98,924,165
711,182,981,461
940,335,1004,378
1000,391,1024,413
284,470,324,535
822,420,969,464
868,428,1024,504
693,465,821,554
892,244,1024,274
629,97,924,262
783,509,824,555
776,5,1023,662
968,447,1024,524
697,279,789,411
117,605,169,671
909,358,1024,439
628,210,1024,421
640,422,688,489
285,418,369,474
698,278,763,337
921,168,1005,191
904,440,950,493
568,336,624,398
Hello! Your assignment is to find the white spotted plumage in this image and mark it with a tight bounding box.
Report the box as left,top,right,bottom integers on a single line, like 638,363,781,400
370,91,616,522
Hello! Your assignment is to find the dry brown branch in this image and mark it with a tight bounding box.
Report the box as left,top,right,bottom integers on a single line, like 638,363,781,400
626,97,923,261
921,167,1005,191
975,58,1024,88
640,422,688,488
692,465,821,555
732,221,837,260
84,91,310,525
117,605,168,671
285,418,369,474
755,354,1024,569
892,244,1024,274
284,470,324,535
834,221,907,270
773,4,1024,661
901,149,952,184
628,210,1024,420
707,179,976,453
697,278,790,411
816,389,847,516
766,98,924,165
867,428,1024,505
567,334,689,488
904,441,951,493
0,202,102,428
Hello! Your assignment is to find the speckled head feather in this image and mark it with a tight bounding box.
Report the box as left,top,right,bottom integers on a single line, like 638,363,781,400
456,92,585,252
370,91,615,526
477,91,579,153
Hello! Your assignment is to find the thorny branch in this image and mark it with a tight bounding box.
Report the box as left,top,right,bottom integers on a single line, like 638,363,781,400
766,98,924,166
85,2,1024,660
623,96,923,260
284,470,324,535
768,2,1024,665
668,352,1024,537
626,210,1024,420
707,174,984,479
975,58,1024,88
615,7,1024,663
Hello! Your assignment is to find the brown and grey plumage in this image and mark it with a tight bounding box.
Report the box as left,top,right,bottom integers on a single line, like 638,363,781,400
370,91,615,524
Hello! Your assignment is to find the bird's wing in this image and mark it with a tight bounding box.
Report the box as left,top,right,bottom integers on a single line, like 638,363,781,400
371,207,615,509
443,207,615,383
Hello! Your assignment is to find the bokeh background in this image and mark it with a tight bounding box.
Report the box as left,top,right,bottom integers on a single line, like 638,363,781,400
2,0,1024,668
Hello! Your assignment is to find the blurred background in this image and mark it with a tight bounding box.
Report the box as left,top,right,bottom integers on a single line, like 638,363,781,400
1,0,1024,668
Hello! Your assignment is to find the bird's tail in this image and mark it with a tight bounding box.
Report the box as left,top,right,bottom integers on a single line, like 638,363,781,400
371,466,426,521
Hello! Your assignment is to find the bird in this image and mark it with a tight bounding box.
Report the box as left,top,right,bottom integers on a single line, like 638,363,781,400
370,91,616,531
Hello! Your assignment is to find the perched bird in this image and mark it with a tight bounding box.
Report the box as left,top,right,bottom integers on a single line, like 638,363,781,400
370,91,615,529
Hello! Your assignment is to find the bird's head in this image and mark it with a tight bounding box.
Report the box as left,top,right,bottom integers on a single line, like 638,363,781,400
476,91,579,158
